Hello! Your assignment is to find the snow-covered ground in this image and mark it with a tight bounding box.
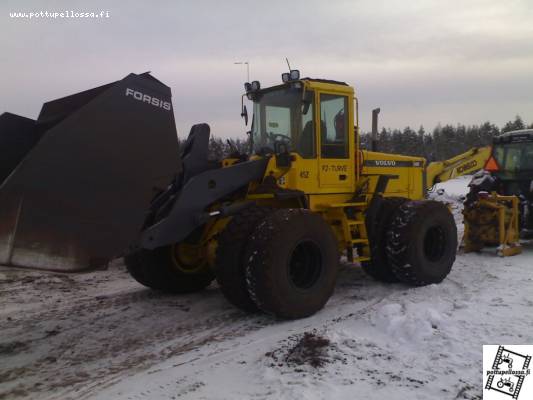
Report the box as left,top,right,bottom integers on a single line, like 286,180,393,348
1,177,532,400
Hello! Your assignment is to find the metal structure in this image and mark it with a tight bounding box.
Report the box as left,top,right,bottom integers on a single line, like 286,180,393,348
464,193,522,256
0,73,179,271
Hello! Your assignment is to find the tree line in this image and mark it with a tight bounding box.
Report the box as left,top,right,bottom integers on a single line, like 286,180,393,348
180,115,532,162
360,115,533,161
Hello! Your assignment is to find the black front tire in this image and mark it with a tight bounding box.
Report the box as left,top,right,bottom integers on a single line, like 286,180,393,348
124,246,214,293
386,200,457,286
244,209,339,319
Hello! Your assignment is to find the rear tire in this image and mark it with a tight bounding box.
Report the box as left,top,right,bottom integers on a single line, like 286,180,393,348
215,206,272,312
361,197,407,282
124,246,214,293
386,200,457,286
244,209,339,319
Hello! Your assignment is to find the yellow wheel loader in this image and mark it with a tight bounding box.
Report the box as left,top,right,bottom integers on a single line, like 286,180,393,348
124,71,483,319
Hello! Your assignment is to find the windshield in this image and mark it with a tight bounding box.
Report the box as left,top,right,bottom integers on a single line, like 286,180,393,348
251,87,314,158
493,142,533,172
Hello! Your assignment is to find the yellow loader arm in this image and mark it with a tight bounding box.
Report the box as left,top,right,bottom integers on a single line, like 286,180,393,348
426,146,492,190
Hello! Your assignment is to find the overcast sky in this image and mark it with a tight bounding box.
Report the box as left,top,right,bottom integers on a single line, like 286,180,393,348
1,0,532,139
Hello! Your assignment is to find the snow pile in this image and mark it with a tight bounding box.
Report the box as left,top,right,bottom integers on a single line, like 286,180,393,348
432,175,471,199
370,300,447,344
429,176,472,240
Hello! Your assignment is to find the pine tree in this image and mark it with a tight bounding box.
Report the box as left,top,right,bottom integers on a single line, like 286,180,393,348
502,115,525,133
208,137,225,160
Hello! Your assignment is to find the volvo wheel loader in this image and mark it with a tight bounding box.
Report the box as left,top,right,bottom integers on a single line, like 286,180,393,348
124,71,465,319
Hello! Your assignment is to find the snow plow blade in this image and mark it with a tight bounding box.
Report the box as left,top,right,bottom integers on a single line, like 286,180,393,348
0,73,179,271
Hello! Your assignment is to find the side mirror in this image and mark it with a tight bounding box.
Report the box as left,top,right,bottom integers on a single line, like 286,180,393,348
246,130,253,153
302,102,310,115
241,104,248,126
302,91,313,115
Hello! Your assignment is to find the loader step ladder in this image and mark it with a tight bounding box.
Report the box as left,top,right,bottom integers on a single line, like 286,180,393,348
347,220,365,226
329,202,367,208
328,202,370,263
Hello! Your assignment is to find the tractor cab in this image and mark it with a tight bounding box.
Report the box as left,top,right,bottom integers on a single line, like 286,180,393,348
489,129,533,194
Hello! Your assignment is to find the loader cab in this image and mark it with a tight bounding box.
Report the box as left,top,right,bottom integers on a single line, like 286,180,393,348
247,74,358,195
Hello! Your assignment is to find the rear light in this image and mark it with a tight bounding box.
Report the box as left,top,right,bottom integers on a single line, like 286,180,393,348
484,156,500,172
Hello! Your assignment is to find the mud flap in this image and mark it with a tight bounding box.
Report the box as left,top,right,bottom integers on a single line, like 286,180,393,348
0,73,179,271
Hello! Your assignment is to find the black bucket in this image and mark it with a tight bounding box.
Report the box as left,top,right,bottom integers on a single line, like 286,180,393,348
0,73,179,271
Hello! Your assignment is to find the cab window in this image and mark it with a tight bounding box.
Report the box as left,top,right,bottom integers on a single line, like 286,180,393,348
251,87,315,159
494,143,533,171
265,106,290,136
320,94,348,158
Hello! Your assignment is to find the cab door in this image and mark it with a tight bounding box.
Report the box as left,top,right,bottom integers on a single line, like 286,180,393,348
317,93,353,191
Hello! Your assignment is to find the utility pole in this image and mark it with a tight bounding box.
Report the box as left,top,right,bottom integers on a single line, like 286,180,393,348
234,61,250,82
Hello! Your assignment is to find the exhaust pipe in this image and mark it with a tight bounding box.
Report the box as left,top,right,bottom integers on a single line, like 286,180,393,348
371,107,380,152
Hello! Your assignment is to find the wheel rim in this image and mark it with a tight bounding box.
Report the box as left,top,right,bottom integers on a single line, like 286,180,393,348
170,243,205,274
288,240,322,289
423,226,447,262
